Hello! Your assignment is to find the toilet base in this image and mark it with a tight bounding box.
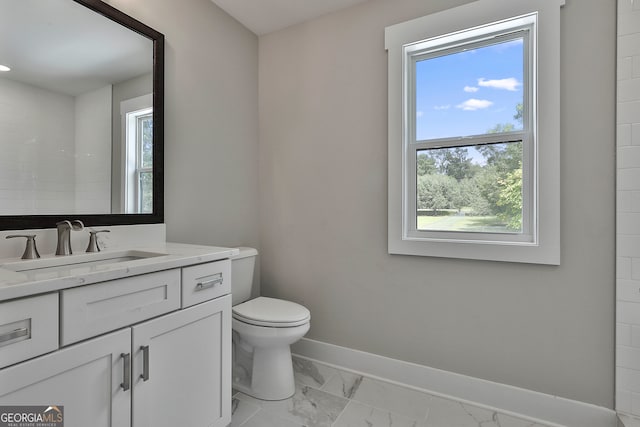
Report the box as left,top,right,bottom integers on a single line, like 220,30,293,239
232,318,310,401
233,345,295,401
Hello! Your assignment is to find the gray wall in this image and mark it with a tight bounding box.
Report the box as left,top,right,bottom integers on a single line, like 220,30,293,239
259,0,616,407
106,0,260,250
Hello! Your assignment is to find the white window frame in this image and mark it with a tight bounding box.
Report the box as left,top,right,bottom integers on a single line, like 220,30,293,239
120,94,152,214
385,0,563,264
132,110,153,213
406,23,534,243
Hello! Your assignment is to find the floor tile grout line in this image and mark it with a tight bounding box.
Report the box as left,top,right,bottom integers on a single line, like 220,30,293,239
318,370,338,393
233,356,559,427
295,378,347,400
332,398,430,427
298,360,431,422
292,354,561,427
306,365,432,426
233,382,549,427
230,395,261,427
347,395,429,423
329,399,354,427
235,384,350,427
294,353,441,398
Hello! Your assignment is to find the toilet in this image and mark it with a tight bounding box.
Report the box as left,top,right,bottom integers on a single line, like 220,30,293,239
230,247,310,400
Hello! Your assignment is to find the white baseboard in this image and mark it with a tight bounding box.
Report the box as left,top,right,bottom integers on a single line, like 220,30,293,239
292,338,616,427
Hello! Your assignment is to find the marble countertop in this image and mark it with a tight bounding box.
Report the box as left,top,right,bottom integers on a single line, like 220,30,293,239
0,243,239,302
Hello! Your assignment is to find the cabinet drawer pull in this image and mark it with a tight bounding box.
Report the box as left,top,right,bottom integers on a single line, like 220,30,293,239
140,345,150,381
196,274,223,291
121,353,131,391
0,327,29,344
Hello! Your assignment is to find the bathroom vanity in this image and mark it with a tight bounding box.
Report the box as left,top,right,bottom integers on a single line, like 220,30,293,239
0,1,233,425
0,243,237,427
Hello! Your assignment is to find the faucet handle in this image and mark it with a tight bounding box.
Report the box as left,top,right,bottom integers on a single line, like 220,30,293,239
86,230,110,253
6,235,41,260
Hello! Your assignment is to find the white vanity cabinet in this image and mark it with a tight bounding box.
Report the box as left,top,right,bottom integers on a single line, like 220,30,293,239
0,258,232,427
132,295,231,427
0,328,132,426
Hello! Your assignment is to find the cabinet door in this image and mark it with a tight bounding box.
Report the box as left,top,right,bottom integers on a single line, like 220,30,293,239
132,295,231,427
0,328,131,427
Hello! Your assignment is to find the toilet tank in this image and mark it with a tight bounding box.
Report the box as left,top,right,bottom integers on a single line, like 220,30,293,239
230,247,258,306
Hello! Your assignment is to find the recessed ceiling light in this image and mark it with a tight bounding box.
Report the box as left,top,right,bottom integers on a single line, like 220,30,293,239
0,65,10,72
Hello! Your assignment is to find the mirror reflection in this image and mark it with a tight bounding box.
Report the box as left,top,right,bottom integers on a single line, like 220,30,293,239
0,0,154,215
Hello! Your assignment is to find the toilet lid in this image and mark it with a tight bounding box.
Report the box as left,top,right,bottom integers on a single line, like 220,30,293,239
232,297,310,327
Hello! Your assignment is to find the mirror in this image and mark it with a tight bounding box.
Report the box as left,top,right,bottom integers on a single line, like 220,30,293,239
0,0,164,230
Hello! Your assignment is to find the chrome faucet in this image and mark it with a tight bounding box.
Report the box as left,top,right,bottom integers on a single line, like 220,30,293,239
56,220,84,255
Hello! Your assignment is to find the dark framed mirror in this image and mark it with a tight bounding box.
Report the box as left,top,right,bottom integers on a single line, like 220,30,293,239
0,0,164,230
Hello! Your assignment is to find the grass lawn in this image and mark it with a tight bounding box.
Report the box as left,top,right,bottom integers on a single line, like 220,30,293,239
417,213,515,233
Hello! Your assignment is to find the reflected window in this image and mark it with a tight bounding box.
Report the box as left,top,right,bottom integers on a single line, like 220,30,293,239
134,111,153,213
122,94,153,213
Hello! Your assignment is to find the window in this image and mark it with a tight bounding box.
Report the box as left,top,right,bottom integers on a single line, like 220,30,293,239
130,109,153,213
121,94,153,214
410,25,531,240
385,0,563,264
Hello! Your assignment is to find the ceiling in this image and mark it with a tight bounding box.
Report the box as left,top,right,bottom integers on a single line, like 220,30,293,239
210,0,370,35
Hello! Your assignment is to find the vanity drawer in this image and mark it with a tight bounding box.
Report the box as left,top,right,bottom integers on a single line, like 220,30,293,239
181,260,231,307
0,293,58,369
60,269,181,346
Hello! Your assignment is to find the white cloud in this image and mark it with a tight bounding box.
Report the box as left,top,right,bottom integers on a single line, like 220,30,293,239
433,104,450,110
456,99,493,111
477,77,520,91
416,111,424,117
464,86,479,93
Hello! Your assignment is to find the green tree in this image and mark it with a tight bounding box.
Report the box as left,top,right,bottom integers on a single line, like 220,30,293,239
475,165,500,213
514,102,523,124
496,166,523,230
485,123,515,134
432,147,474,181
485,102,522,135
417,174,456,213
473,103,524,225
416,152,437,176
416,103,525,223
474,144,522,222
450,178,477,213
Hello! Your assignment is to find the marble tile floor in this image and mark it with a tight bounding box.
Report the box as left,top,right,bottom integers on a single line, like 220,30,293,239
230,355,557,427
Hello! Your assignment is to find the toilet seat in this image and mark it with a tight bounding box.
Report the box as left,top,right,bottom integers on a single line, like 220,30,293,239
232,297,310,328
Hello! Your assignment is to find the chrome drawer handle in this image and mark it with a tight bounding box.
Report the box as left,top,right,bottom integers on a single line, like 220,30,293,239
140,345,150,381
196,273,223,291
121,353,131,391
0,327,29,344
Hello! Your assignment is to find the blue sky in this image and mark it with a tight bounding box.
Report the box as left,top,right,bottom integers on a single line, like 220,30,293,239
415,38,524,141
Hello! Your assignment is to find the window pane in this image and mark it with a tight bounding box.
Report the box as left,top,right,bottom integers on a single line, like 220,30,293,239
138,114,153,168
416,142,523,233
139,171,153,214
415,38,524,141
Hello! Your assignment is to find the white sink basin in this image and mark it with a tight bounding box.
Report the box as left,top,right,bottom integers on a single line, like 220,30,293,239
0,250,167,279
